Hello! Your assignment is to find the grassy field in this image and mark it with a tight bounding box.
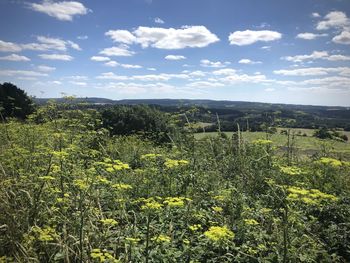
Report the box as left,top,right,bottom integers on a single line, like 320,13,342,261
195,130,350,156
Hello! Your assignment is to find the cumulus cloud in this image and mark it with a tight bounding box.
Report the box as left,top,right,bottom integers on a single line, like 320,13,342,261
332,31,350,45
105,26,219,49
228,30,282,46
1,36,81,53
212,68,237,75
165,55,186,60
38,54,73,61
99,45,135,56
273,67,350,76
0,54,30,61
104,61,118,67
311,12,321,18
90,56,110,62
0,40,22,52
238,59,262,65
282,51,350,62
37,65,56,72
316,11,350,30
154,17,165,24
69,81,87,86
296,32,328,40
0,70,48,77
187,81,225,88
97,72,188,82
105,30,137,44
29,0,89,21
200,59,230,68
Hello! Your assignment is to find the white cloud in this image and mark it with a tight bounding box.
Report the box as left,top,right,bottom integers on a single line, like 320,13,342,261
165,55,186,60
91,56,110,62
316,11,350,30
37,65,56,72
0,54,30,61
265,88,275,92
200,59,230,68
39,54,73,61
105,30,137,44
105,26,219,49
312,12,321,18
238,59,262,65
332,31,350,45
70,81,87,86
154,17,165,24
261,45,271,50
212,68,237,75
121,64,142,69
228,30,282,46
96,72,188,82
147,67,156,71
104,61,119,67
187,81,225,88
29,0,89,21
273,67,350,76
282,51,350,62
296,32,328,40
0,70,48,77
99,45,135,56
77,35,88,40
96,72,129,81
0,40,22,52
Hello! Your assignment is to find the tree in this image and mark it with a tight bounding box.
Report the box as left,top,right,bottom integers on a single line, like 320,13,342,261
0,82,35,119
313,127,332,139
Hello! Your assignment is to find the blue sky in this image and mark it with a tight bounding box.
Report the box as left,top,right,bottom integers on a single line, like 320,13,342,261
0,0,350,106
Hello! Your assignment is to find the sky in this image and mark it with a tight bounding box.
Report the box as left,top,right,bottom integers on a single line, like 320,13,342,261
0,0,350,106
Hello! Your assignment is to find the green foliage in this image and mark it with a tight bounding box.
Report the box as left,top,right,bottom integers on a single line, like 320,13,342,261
0,82,35,119
0,105,350,262
101,105,171,144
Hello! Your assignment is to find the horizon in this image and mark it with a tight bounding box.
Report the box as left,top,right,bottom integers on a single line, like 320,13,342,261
1,0,350,106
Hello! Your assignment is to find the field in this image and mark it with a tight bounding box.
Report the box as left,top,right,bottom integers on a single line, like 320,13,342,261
195,129,350,156
1,107,350,262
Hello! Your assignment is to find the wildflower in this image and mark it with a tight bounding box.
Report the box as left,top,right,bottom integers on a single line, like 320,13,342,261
252,139,273,145
100,218,118,226
73,179,89,190
315,157,342,167
141,153,162,159
32,226,57,242
125,237,141,244
164,159,189,168
212,206,223,213
287,186,338,205
90,248,119,262
204,226,234,242
141,198,163,210
164,197,191,207
244,219,259,225
189,224,202,231
112,183,133,190
279,166,304,176
38,175,55,181
152,234,171,243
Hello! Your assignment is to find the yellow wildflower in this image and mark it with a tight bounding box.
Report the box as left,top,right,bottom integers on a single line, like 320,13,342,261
152,234,171,243
100,218,118,226
244,219,259,225
204,226,234,242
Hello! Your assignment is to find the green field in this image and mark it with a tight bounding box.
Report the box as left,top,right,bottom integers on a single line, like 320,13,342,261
195,130,350,156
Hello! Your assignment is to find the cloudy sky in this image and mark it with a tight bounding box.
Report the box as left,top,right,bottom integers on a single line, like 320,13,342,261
0,0,350,106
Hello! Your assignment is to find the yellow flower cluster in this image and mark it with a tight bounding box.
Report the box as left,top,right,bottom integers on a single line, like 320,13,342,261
112,183,133,190
212,206,223,213
287,186,338,205
244,219,259,225
90,248,119,262
315,157,342,167
141,198,163,210
73,179,89,190
141,153,162,159
279,166,304,176
95,158,130,172
164,159,189,168
164,197,191,207
32,226,57,242
189,224,202,231
151,234,171,243
125,237,141,244
204,226,234,242
100,218,118,226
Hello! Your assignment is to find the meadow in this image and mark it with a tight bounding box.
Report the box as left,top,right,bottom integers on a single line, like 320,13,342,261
0,105,350,262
